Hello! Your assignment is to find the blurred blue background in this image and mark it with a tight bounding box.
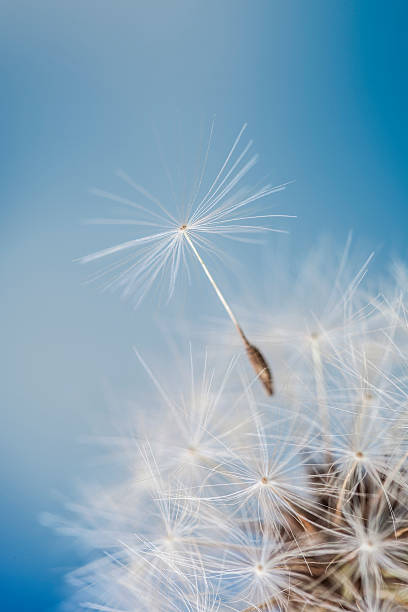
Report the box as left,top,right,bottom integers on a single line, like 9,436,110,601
1,1,407,609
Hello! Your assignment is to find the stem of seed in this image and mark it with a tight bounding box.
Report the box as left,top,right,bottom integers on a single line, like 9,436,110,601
183,230,273,395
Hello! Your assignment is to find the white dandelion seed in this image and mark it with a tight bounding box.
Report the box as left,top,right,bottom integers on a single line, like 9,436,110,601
132,348,256,490
77,123,294,395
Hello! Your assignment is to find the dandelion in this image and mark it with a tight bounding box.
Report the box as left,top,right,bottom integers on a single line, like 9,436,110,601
77,123,293,395
53,241,408,611
54,120,408,611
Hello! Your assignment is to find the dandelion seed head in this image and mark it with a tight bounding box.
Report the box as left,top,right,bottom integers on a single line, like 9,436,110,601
59,133,408,611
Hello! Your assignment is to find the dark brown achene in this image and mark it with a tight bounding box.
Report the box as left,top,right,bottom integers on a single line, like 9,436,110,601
245,342,274,396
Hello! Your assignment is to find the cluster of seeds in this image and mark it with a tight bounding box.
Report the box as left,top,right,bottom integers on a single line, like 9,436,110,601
54,127,408,610
49,250,408,611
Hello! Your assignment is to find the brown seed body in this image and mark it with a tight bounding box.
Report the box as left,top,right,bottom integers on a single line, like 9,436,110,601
245,342,274,396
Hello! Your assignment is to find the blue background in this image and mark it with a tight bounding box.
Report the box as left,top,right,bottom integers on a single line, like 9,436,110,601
1,1,407,609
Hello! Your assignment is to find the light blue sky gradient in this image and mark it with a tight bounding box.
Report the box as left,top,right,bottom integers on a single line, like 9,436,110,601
1,1,407,610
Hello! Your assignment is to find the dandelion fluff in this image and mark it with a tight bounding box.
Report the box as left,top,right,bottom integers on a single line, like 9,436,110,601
55,126,408,610
53,246,408,611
